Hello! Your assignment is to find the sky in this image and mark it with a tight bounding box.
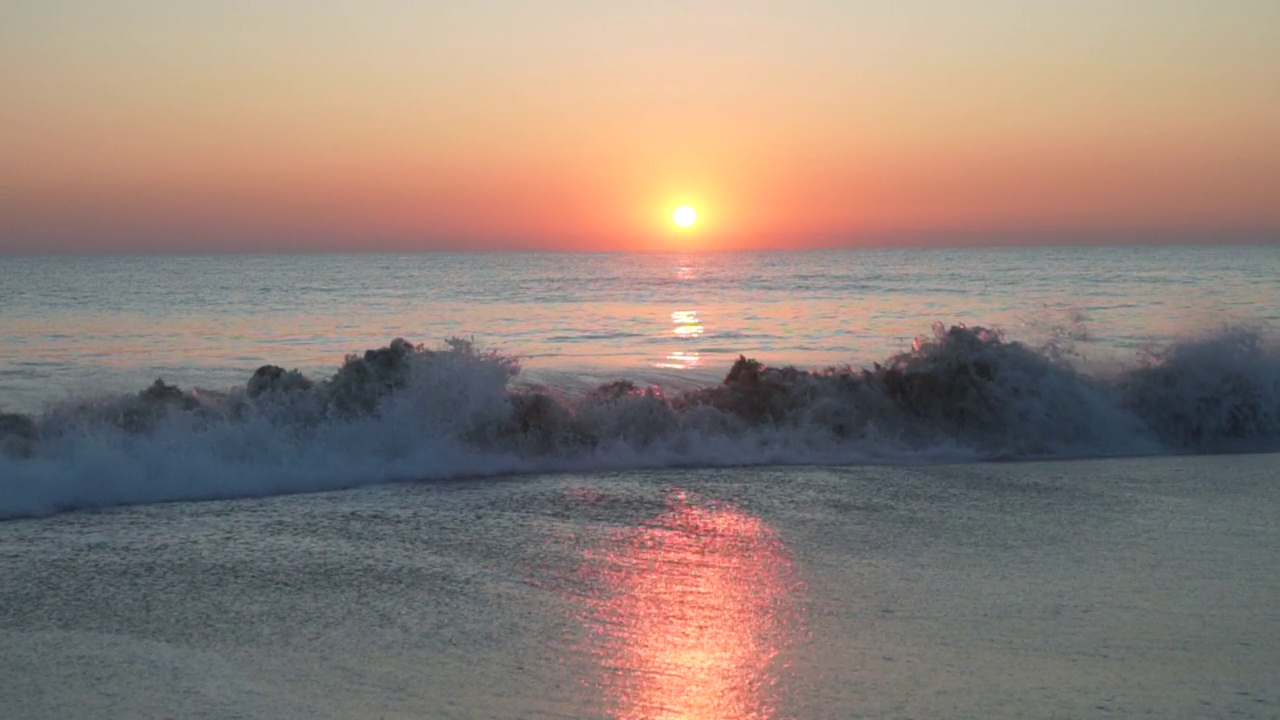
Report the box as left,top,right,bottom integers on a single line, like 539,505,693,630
2,0,1278,253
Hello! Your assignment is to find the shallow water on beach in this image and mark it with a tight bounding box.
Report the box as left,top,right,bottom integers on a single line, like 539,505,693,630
3,454,1277,719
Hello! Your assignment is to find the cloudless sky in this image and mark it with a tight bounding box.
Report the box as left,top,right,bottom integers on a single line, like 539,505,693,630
2,0,1278,252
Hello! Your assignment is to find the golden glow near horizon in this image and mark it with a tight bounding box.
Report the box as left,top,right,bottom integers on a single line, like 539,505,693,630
1,2,1278,253
673,205,698,228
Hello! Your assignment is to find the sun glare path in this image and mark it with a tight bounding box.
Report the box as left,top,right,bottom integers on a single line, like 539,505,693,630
576,491,803,719
673,206,697,228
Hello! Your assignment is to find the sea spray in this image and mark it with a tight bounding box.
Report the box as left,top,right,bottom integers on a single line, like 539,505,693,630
2,324,1277,519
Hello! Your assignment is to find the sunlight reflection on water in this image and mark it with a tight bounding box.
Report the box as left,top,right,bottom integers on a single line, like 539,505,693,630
2,246,1276,413
653,351,700,370
576,491,803,719
671,310,703,338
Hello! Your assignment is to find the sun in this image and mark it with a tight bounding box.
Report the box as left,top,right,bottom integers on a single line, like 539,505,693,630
672,205,697,228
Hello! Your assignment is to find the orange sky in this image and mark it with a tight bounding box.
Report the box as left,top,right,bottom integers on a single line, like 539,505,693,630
2,1,1278,253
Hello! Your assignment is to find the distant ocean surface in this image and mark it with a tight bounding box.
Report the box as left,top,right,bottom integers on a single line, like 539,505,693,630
1,244,1278,518
4,245,1278,406
3,245,1280,718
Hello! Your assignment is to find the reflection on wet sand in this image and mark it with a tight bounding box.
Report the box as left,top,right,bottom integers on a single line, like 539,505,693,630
579,492,801,719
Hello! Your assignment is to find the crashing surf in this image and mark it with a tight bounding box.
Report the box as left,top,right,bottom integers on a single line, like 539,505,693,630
2,324,1277,519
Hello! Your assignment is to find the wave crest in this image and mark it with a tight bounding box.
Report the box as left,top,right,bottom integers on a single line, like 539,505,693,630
2,324,1277,519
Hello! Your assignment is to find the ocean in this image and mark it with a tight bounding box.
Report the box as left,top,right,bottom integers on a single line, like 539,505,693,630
1,245,1278,718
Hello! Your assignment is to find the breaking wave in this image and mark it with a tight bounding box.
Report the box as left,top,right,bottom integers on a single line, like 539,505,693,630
2,324,1278,519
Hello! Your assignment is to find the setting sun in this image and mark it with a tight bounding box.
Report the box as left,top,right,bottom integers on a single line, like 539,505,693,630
673,206,698,228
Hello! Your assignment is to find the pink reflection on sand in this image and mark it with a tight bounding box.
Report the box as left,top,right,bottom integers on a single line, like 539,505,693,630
579,492,801,719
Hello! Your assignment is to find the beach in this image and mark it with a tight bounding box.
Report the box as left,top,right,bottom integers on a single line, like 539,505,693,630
3,454,1277,718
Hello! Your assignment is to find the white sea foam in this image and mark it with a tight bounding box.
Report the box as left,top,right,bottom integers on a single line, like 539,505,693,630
2,325,1277,519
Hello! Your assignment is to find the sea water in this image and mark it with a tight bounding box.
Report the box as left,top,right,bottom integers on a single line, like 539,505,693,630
1,245,1278,516
2,459,1277,718
3,245,1276,415
1,244,1278,717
